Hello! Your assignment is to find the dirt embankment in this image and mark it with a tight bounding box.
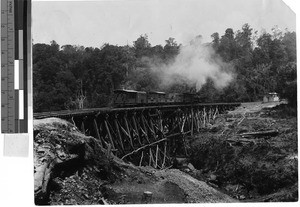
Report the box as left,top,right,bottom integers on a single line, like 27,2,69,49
34,117,235,205
186,102,298,202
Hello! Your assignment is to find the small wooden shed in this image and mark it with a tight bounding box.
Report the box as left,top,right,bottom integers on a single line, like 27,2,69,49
263,92,279,103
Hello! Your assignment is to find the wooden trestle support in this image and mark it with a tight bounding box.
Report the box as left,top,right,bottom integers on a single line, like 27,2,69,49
55,104,237,169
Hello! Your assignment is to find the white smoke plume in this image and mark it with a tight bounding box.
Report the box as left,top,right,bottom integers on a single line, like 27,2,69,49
150,36,233,91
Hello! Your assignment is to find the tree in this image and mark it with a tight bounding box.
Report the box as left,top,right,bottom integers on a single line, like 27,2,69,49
269,38,288,68
211,32,220,50
276,62,297,107
33,41,64,111
32,24,296,112
197,78,220,103
218,28,238,62
133,34,151,58
120,45,136,77
282,31,296,62
235,23,253,62
163,37,180,61
252,33,272,65
219,78,249,102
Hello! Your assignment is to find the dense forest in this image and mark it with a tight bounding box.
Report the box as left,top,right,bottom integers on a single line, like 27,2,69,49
33,23,296,112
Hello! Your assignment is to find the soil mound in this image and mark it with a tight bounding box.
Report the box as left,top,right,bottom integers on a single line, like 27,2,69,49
34,117,236,205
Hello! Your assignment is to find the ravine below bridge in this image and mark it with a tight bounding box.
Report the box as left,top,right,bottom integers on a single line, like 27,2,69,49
34,103,240,168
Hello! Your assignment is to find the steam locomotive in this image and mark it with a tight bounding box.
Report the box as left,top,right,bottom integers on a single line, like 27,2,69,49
113,89,198,107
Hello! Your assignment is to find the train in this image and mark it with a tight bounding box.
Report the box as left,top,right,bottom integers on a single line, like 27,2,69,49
113,89,198,107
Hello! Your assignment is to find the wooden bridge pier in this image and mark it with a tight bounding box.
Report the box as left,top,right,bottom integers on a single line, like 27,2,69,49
34,103,240,169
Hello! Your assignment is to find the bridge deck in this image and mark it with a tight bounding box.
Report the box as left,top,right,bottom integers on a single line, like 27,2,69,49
33,102,241,169
34,102,241,119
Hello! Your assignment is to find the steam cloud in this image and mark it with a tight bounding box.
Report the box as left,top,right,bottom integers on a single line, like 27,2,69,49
150,37,233,91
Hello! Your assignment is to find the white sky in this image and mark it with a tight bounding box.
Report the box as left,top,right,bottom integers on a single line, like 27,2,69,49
32,0,296,47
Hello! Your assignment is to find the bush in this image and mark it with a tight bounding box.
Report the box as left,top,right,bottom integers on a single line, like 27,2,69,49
188,136,298,198
283,80,297,108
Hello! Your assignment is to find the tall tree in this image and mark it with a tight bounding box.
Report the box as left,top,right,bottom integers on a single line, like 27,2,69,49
218,28,238,61
276,62,297,107
282,31,296,62
163,37,180,61
252,33,272,65
235,23,253,62
133,34,151,58
211,32,220,50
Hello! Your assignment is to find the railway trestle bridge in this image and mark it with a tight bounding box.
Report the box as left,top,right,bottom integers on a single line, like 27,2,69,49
34,103,240,169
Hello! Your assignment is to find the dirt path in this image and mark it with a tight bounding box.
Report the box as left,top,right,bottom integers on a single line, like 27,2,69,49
228,101,285,115
155,169,236,203
103,167,236,204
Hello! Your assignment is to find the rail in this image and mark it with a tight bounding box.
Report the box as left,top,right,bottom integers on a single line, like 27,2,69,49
33,102,241,169
34,102,241,119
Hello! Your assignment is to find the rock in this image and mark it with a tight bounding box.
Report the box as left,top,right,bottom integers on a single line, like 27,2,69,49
187,163,196,171
209,174,217,181
183,168,191,173
239,195,246,200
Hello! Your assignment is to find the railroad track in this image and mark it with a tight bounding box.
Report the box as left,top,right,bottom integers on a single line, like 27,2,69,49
33,102,241,168
34,102,241,119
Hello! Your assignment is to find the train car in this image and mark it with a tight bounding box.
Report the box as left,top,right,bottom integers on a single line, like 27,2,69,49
167,93,184,103
147,91,166,104
113,89,147,107
113,89,198,107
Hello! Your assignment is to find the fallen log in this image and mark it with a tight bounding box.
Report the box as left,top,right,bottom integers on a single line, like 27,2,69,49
121,138,167,160
239,130,279,138
226,138,255,143
120,130,191,160
226,138,256,146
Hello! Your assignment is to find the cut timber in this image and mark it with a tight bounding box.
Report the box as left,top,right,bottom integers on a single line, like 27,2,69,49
93,119,103,147
226,138,256,144
114,119,124,151
161,141,167,168
104,120,116,149
121,138,167,160
239,130,279,138
139,151,144,166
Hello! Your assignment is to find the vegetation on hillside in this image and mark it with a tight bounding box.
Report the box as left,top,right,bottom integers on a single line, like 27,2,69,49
33,24,296,112
187,103,298,201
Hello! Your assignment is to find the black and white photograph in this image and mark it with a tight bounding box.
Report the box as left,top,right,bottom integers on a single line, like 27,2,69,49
29,0,297,205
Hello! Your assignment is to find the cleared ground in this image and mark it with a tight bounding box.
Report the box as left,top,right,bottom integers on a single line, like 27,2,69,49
34,101,298,204
186,101,298,202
